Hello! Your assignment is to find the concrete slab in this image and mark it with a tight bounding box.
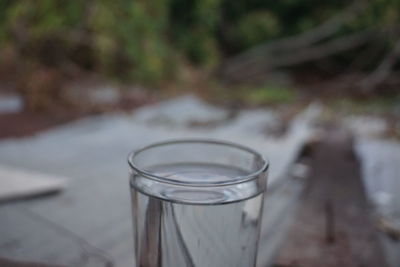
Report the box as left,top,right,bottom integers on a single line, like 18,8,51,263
355,139,400,220
0,93,22,114
0,165,66,202
131,95,228,127
0,96,319,266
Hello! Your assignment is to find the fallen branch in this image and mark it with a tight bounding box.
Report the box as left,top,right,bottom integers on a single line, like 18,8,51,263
347,39,385,71
224,1,367,76
225,29,377,82
377,216,400,240
302,70,400,96
360,38,400,93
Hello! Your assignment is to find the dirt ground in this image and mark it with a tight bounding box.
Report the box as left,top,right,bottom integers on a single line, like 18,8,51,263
0,87,154,139
0,111,84,139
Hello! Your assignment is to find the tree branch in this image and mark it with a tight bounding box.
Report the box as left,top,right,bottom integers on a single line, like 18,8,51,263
225,29,377,82
360,38,400,92
224,1,367,74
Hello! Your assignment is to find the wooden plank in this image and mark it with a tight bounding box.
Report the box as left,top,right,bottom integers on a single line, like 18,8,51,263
275,128,388,267
257,177,306,267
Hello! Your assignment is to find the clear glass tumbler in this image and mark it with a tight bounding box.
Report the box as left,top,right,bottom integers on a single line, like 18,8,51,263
128,139,268,267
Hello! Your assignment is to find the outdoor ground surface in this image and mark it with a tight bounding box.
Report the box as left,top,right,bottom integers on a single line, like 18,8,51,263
0,95,399,267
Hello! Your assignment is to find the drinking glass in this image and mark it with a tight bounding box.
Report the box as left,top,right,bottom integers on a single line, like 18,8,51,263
128,139,268,267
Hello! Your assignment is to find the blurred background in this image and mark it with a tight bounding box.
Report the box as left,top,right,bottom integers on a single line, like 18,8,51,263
0,0,400,266
0,0,399,121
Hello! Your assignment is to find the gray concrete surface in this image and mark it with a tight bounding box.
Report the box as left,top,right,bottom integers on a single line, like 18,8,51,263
0,95,317,266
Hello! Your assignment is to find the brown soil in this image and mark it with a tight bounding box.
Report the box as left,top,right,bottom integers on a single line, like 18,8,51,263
0,111,86,139
0,93,154,140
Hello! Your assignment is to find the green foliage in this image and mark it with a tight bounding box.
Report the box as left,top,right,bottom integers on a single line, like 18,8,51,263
4,1,84,38
0,0,398,85
169,0,222,67
114,0,173,82
233,11,280,50
246,84,297,104
332,94,400,115
211,82,298,105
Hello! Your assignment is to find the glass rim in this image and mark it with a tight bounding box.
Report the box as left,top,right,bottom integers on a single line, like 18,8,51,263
127,139,269,187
